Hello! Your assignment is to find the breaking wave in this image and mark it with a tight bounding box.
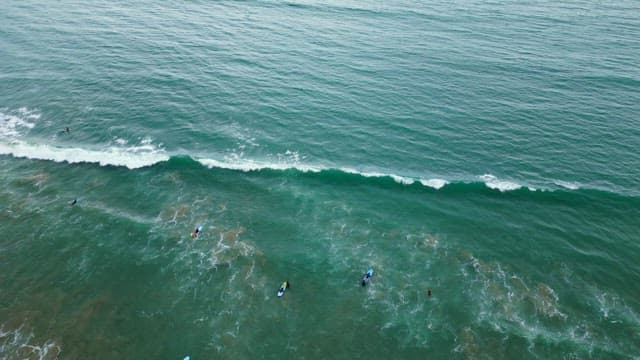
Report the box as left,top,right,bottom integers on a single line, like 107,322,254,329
1,108,627,196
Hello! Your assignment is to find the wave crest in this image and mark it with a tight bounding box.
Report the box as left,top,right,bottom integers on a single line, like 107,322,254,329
0,109,597,194
480,174,523,192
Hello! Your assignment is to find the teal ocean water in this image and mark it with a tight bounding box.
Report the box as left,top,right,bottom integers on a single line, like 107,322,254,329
1,1,639,358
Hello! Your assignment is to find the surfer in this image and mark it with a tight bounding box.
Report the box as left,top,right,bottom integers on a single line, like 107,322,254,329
277,281,290,297
70,198,77,206
191,226,202,238
362,269,374,286
427,289,432,297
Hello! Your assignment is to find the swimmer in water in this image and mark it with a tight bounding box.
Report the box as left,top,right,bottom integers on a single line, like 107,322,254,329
191,226,202,238
362,269,374,286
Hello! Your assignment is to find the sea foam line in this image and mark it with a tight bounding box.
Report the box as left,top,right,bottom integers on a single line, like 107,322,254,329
0,141,169,169
197,157,322,173
0,109,583,193
0,136,575,195
197,157,450,190
0,142,576,194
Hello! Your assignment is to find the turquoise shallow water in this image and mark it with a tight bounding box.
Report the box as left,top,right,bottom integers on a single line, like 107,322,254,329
1,1,639,359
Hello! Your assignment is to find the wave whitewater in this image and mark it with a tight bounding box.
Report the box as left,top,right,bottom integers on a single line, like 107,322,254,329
0,108,618,195
0,140,170,170
0,136,598,195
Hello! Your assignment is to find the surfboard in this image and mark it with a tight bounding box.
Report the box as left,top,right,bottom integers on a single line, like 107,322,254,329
362,269,374,286
277,281,288,297
191,226,203,238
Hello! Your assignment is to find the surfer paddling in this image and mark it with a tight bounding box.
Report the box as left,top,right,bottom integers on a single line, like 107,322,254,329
191,226,202,238
277,281,290,297
362,268,374,286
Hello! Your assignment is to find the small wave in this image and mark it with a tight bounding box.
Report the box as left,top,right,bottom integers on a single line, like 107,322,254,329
389,174,414,185
350,168,416,185
553,180,581,190
197,158,454,191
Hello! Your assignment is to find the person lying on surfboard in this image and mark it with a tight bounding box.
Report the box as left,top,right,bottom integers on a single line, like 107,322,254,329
191,226,202,238
277,281,290,297
362,269,374,286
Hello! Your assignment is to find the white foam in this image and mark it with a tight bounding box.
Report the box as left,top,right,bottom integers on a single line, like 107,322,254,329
114,137,128,145
17,107,41,119
390,174,414,185
197,156,322,173
419,178,448,189
480,174,522,192
1,108,168,169
386,174,412,185
0,140,169,169
343,168,416,185
0,110,37,138
341,168,383,180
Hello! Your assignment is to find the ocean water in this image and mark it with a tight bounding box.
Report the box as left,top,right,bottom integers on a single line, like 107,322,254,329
1,0,639,358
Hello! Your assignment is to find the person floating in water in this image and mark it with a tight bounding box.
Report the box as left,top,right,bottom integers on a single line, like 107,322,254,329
427,289,432,297
277,281,290,297
70,198,77,206
191,226,202,238
362,268,374,286
65,127,70,133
